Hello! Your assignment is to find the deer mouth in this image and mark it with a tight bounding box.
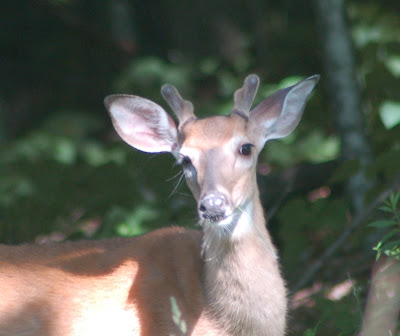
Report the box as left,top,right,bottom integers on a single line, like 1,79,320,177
201,210,227,223
200,209,238,227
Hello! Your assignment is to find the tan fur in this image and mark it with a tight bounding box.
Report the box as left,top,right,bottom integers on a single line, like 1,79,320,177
0,228,215,336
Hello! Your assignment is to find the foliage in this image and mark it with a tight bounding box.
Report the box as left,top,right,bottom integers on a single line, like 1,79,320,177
369,192,400,260
114,57,193,98
0,111,194,243
302,323,320,336
170,297,187,336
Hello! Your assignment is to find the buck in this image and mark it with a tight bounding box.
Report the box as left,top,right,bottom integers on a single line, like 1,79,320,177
0,74,319,336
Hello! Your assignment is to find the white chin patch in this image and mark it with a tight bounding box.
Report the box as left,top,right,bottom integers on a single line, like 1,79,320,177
209,203,253,239
217,214,234,226
231,203,253,239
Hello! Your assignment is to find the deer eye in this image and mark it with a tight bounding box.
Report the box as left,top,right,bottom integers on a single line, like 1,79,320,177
178,155,197,179
178,156,192,168
239,144,254,156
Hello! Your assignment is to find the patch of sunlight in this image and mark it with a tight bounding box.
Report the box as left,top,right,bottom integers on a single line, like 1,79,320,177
115,204,159,237
299,131,340,163
352,25,385,48
265,131,339,166
325,279,355,301
54,138,77,164
259,76,303,98
379,101,400,129
170,297,187,335
384,55,400,78
277,76,304,89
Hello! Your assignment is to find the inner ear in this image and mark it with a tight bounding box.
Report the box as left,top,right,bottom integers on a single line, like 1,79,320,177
105,94,179,154
249,75,319,146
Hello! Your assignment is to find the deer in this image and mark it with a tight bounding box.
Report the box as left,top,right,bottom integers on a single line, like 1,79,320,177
0,74,319,336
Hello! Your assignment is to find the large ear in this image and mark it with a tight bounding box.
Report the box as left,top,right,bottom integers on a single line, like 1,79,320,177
249,75,320,146
104,94,179,154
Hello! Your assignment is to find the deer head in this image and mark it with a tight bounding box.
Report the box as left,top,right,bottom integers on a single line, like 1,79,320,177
104,75,319,240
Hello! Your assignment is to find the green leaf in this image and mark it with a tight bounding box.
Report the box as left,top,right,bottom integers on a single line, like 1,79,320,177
383,242,400,259
368,220,396,228
382,240,400,251
372,241,383,260
170,297,187,334
381,230,399,245
379,205,394,213
389,192,400,209
302,321,321,336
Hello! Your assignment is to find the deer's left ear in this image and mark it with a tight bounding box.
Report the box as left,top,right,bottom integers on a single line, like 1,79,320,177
249,75,320,147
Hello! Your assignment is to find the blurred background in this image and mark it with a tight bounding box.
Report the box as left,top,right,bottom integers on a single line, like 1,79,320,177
1,0,399,334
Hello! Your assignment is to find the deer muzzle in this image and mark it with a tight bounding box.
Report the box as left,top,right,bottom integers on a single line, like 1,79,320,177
199,192,232,223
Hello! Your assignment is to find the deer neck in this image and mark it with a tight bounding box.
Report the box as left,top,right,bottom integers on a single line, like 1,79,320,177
201,192,287,336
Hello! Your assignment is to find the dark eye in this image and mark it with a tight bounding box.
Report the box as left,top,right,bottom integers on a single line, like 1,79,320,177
179,156,192,168
239,144,253,156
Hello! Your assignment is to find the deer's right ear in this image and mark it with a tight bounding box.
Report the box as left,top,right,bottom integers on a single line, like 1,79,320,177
104,95,179,154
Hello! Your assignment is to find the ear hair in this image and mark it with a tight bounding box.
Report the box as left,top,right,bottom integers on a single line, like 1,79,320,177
232,74,260,118
104,94,179,154
161,84,196,130
249,75,320,145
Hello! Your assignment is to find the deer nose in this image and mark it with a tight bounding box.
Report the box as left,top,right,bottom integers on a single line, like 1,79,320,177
199,193,229,222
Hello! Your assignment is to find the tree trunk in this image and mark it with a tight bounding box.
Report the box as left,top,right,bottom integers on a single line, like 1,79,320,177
313,0,374,214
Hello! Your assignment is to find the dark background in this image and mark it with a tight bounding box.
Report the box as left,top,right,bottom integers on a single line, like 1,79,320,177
1,0,399,334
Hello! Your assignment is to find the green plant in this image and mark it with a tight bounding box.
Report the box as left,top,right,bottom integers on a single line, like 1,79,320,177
170,297,187,336
302,321,320,336
369,192,400,260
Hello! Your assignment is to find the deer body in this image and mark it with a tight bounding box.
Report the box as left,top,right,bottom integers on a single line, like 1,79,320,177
0,74,318,336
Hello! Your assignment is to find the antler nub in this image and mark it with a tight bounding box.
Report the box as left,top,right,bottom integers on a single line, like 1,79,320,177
161,84,196,129
233,74,260,118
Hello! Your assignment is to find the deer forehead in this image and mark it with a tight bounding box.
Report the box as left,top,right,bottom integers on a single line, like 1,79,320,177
181,115,248,151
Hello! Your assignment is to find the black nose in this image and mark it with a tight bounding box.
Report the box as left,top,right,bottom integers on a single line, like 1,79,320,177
199,193,228,222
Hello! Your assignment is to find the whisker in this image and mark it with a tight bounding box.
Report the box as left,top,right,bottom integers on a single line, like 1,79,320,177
167,171,185,199
175,191,193,198
166,170,183,182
